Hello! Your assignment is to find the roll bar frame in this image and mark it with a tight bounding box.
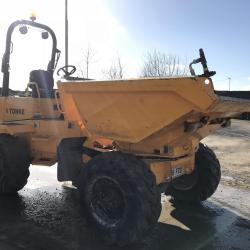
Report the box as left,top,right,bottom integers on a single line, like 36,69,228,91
1,19,59,96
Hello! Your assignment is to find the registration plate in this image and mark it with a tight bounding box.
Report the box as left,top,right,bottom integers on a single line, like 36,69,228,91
171,166,184,178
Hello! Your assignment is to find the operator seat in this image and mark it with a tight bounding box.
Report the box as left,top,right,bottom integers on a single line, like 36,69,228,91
29,69,54,98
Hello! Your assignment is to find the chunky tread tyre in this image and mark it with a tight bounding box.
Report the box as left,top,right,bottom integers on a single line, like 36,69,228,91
166,143,221,202
0,134,31,194
78,152,161,245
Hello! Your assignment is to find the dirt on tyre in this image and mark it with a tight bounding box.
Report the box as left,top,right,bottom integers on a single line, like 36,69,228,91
78,152,161,246
0,134,31,194
166,143,221,202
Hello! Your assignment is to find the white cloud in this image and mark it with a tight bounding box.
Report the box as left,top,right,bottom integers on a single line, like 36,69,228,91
60,0,139,79
237,84,250,90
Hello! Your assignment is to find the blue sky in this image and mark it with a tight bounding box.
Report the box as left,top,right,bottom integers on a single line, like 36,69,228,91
104,0,250,90
0,0,250,90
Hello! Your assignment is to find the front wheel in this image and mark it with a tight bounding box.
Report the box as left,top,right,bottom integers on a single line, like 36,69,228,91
78,152,161,246
166,143,221,202
0,134,31,194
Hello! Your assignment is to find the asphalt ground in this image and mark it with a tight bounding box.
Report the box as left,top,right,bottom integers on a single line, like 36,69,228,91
0,165,249,250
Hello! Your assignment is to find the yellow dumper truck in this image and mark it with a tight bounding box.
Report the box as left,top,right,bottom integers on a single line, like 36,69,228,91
0,19,249,245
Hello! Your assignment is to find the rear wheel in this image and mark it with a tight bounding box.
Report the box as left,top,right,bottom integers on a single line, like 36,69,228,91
0,134,31,194
166,143,221,202
78,152,161,245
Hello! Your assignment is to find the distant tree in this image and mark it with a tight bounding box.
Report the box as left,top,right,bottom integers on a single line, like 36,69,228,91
78,45,96,78
140,50,188,77
103,56,124,80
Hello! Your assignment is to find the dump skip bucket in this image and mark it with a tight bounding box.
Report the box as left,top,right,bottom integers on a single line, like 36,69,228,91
58,77,250,143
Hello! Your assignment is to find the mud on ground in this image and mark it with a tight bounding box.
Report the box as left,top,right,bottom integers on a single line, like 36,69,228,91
202,119,250,190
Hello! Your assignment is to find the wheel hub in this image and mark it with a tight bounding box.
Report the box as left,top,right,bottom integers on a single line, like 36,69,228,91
90,177,125,227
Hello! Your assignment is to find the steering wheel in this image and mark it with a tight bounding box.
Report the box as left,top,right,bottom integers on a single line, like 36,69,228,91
57,65,76,77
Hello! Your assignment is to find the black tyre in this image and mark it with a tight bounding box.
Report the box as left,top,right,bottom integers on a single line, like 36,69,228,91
0,134,31,194
166,143,221,202
78,152,161,245
57,137,86,183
